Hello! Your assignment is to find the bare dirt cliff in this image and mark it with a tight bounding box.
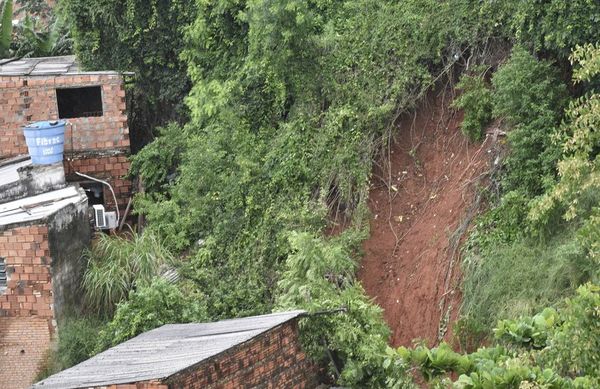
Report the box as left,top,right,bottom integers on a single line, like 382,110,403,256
359,90,499,347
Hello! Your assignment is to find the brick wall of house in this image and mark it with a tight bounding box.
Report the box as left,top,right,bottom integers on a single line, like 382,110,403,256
98,383,168,389
0,224,54,389
0,74,128,159
165,320,317,389
0,317,52,389
0,73,133,214
65,153,132,213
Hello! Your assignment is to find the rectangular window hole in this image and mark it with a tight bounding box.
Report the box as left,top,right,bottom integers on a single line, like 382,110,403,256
56,86,103,118
78,181,105,206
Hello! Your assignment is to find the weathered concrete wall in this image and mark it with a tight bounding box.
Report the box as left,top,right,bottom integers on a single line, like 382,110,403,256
0,74,128,158
0,163,66,205
48,195,90,323
0,192,89,389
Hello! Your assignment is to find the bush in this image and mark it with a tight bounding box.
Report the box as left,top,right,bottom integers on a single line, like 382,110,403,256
277,231,415,388
492,46,567,196
452,66,493,141
95,278,208,352
35,316,106,381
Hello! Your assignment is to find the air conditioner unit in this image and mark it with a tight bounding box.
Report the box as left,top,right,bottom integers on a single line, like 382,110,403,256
93,205,106,229
104,211,118,229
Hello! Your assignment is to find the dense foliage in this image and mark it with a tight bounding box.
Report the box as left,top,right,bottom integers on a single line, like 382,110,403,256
94,278,208,351
400,284,600,388
0,0,70,57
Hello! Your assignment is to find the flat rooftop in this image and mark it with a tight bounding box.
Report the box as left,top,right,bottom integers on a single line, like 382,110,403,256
0,185,87,228
0,156,31,187
0,55,130,76
32,310,306,389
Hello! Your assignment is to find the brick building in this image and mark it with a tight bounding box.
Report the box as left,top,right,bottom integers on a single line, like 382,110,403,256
0,56,132,215
33,311,319,389
0,159,90,389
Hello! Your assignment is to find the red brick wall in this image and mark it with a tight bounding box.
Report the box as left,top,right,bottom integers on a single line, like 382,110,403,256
65,153,132,214
165,320,317,389
100,383,168,389
0,317,52,389
0,73,129,159
0,225,54,389
0,73,133,214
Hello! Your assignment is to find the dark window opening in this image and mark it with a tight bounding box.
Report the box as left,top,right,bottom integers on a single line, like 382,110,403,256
79,182,105,206
0,258,7,291
56,86,103,118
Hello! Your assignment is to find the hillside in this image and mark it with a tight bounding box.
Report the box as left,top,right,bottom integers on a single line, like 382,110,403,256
21,0,600,388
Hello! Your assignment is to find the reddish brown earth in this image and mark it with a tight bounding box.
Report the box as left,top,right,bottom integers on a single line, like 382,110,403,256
358,91,495,348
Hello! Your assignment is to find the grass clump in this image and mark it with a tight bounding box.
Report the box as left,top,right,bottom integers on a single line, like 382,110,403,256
461,228,593,331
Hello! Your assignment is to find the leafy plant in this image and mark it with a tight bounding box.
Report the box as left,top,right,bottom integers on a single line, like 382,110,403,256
94,278,208,352
494,308,559,349
403,285,600,388
452,65,493,141
492,46,567,196
277,231,414,388
531,44,600,226
12,14,71,57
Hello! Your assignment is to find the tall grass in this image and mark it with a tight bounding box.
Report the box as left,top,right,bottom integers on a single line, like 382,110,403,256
461,228,595,331
83,231,174,314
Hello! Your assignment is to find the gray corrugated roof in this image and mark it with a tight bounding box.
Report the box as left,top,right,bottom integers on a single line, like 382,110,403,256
0,56,128,76
32,310,306,389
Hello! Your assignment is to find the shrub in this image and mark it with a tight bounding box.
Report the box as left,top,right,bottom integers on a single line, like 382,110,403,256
35,316,106,381
452,66,493,141
95,278,208,352
492,46,567,196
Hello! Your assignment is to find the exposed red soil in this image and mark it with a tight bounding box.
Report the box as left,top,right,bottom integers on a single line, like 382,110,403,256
358,90,494,348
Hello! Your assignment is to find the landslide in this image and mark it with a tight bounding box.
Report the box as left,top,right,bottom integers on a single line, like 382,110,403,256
359,89,499,347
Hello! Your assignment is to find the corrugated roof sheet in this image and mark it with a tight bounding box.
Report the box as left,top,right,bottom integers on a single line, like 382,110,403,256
0,55,127,76
32,310,306,389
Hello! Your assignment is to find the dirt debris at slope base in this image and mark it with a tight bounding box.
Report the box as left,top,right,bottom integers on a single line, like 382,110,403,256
359,90,497,347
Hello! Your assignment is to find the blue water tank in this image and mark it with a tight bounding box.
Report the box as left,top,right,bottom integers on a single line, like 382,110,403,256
22,120,66,165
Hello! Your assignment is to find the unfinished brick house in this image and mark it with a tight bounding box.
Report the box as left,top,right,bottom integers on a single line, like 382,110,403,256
0,159,90,389
0,56,132,216
34,311,319,389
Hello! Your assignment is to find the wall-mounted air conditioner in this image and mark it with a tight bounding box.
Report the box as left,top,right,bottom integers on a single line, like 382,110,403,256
93,205,106,229
93,205,118,230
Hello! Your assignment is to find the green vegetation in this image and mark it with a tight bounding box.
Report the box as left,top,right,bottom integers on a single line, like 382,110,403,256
44,0,600,387
452,66,493,141
1,0,72,58
400,284,600,388
94,278,208,351
83,230,174,314
0,0,12,57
